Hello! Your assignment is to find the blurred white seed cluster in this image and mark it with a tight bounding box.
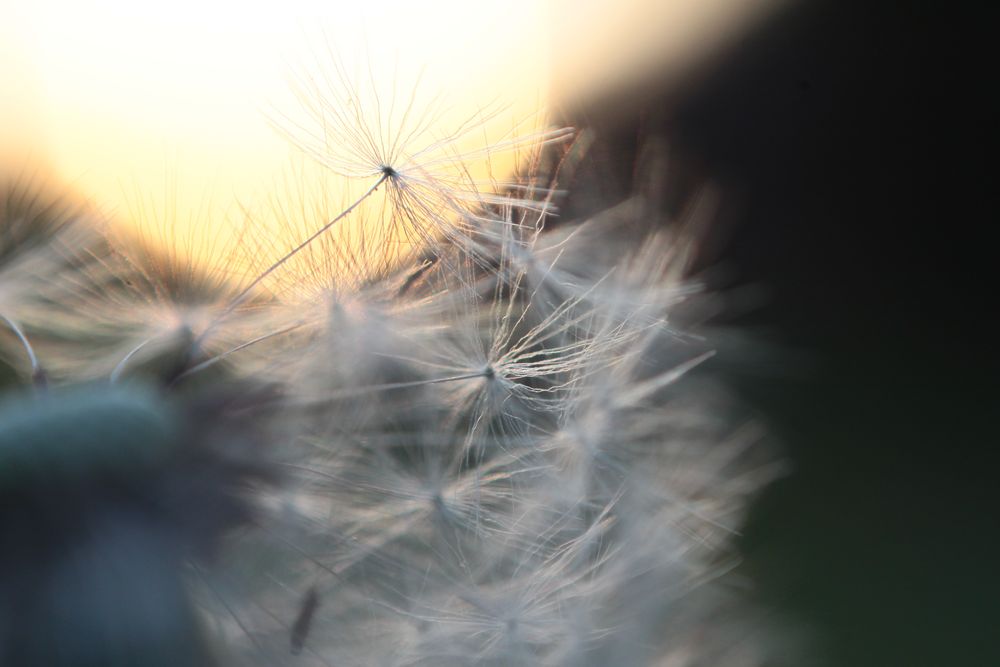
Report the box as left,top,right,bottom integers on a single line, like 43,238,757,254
0,66,775,666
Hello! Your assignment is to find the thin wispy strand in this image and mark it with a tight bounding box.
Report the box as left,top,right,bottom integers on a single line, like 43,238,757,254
0,59,776,666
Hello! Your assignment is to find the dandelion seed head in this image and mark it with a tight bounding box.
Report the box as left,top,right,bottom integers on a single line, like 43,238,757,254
1,46,779,666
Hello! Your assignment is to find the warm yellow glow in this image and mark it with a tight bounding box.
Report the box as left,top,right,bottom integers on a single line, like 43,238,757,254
2,0,550,274
550,0,785,106
2,0,784,283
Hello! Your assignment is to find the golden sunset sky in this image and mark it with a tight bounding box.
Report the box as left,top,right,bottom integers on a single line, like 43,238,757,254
1,0,779,265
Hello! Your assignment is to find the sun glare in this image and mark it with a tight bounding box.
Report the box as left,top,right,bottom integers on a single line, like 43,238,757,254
0,0,783,278
1,0,549,271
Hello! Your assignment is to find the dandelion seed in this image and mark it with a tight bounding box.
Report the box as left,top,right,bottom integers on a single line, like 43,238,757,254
276,54,572,275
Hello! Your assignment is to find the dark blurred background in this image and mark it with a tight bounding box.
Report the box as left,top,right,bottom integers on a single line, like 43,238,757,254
554,1,996,664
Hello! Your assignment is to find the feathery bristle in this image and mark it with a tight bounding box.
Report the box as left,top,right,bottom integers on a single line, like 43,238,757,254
0,58,776,666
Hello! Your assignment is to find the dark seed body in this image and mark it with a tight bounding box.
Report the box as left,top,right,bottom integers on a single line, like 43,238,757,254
290,586,320,655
